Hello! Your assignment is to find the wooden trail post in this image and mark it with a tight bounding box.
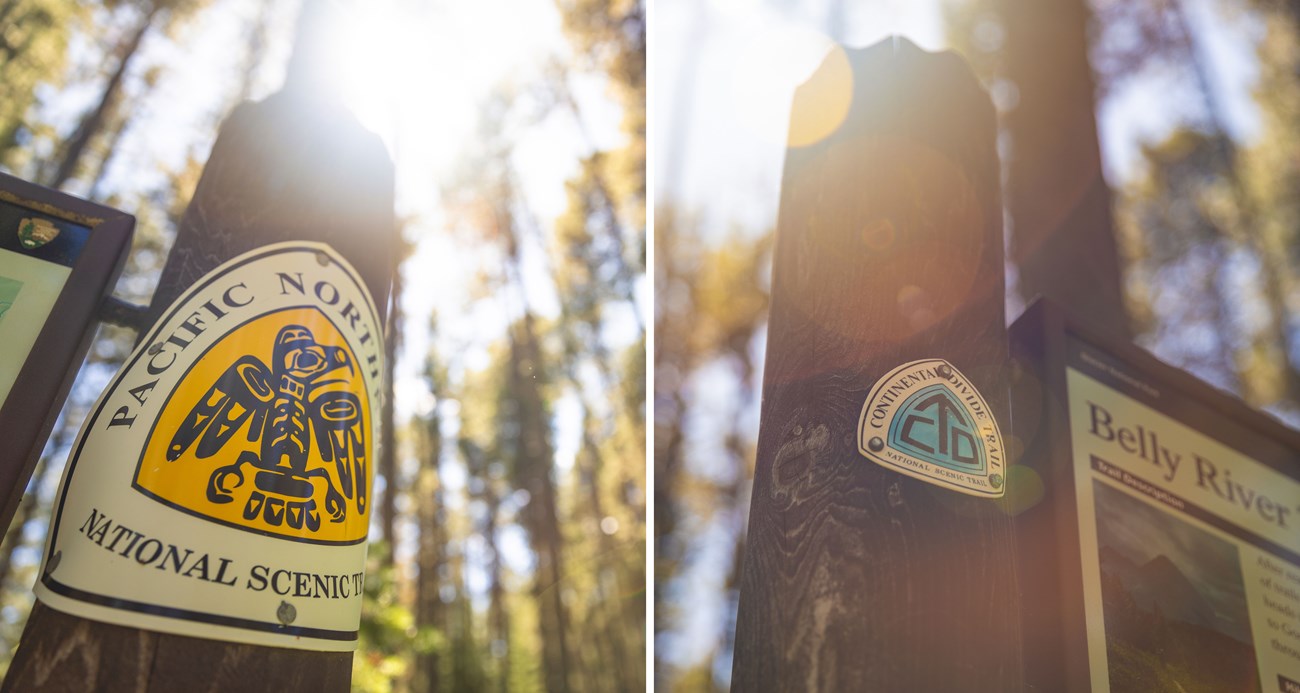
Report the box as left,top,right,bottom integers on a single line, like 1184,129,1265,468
731,38,1021,691
3,3,395,690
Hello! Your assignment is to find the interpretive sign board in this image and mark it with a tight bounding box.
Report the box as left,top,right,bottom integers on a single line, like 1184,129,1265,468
0,172,133,534
35,242,383,651
1011,299,1300,693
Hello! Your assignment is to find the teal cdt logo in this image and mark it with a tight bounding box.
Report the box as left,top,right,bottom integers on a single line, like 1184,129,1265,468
857,358,1005,498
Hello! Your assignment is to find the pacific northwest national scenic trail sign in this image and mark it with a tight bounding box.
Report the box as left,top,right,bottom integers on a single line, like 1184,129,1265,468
35,243,382,651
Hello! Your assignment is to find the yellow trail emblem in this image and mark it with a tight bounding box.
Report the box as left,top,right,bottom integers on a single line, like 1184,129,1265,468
36,243,381,651
137,307,371,544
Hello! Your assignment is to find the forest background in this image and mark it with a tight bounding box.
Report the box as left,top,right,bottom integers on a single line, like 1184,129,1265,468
0,0,646,691
655,0,1300,690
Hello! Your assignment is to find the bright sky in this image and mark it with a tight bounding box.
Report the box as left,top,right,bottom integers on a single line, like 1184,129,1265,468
654,0,945,234
320,0,633,593
654,0,1264,233
77,0,602,412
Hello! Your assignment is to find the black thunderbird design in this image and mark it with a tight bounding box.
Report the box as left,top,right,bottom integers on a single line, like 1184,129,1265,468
165,324,367,532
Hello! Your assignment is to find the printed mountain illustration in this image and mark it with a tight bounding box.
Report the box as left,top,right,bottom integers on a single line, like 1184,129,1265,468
1100,547,1238,639
1099,545,1138,579
1098,547,1260,693
1130,554,1221,632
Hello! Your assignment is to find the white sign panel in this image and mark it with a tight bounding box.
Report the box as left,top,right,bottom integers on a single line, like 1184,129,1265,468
36,242,383,651
1067,361,1300,692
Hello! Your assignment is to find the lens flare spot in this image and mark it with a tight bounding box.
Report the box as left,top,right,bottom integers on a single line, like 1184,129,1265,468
600,516,620,535
997,465,1045,516
862,218,897,252
897,284,937,330
788,44,852,148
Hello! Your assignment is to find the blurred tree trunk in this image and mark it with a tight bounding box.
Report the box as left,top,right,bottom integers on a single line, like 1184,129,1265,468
482,464,509,693
0,414,79,597
574,419,632,692
0,445,57,593
1245,11,1300,408
413,376,445,693
48,4,161,189
87,67,160,200
446,532,486,690
379,241,406,565
86,105,131,199
997,0,1129,335
486,156,573,690
546,80,643,687
458,439,512,693
507,313,572,693
651,213,692,675
718,334,758,678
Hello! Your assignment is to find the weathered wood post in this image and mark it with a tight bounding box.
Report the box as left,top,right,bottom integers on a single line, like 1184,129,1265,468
731,38,1022,691
3,3,395,690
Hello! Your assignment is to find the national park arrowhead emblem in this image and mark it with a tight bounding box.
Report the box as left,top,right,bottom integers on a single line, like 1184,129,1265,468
17,217,59,249
857,358,1005,497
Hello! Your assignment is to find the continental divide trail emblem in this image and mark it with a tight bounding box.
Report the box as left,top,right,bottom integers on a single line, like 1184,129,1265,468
857,358,1005,498
36,243,382,651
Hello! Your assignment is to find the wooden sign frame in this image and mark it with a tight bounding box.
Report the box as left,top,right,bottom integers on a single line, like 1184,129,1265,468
1010,298,1300,692
0,172,133,535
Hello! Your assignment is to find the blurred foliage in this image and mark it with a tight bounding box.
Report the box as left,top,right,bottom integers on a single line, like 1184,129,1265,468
944,0,1300,417
354,542,437,693
1103,0,1300,415
0,0,89,170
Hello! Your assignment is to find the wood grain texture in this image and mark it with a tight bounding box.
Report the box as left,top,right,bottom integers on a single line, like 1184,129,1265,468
731,38,1022,692
3,85,394,692
4,603,352,693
